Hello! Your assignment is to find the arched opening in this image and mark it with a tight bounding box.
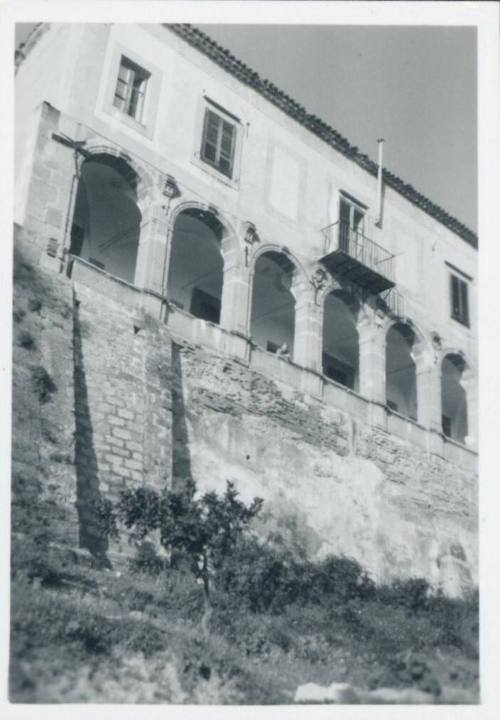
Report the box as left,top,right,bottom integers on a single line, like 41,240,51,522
441,354,468,443
250,251,296,357
167,208,224,324
322,291,359,391
386,322,418,421
69,154,141,283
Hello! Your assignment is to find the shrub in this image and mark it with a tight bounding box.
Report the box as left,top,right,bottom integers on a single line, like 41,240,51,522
132,541,165,575
382,577,433,611
92,497,119,542
215,541,375,614
115,481,263,605
31,365,57,402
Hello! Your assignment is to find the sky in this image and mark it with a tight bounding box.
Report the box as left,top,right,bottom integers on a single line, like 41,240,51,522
15,22,477,232
196,24,477,232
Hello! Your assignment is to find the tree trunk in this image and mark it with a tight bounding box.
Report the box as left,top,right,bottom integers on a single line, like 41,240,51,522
200,552,212,636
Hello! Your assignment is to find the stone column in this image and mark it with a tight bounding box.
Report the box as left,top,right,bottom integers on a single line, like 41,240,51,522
358,315,386,402
414,352,437,429
220,260,251,336
293,278,322,373
220,241,251,361
462,368,477,449
358,314,387,426
134,202,169,316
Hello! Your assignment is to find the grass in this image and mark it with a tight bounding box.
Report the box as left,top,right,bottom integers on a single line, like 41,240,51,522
9,523,479,703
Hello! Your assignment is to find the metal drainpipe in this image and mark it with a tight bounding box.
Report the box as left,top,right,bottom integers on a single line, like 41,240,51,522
376,138,384,228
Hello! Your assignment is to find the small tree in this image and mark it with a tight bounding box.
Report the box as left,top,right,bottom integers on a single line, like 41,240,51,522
118,480,263,608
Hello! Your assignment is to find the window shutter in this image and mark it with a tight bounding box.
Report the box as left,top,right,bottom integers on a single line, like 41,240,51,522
451,274,460,318
219,120,235,175
339,198,351,225
114,64,133,112
201,107,237,178
113,58,150,121
202,110,220,163
460,279,469,325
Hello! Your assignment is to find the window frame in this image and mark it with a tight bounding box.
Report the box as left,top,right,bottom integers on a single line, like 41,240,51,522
449,272,470,327
337,192,367,254
192,96,243,188
113,55,151,124
101,44,162,141
338,193,366,235
200,107,237,179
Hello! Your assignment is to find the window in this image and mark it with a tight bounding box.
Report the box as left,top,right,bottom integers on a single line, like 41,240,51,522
267,341,280,354
338,195,365,252
190,287,221,324
450,273,469,327
201,108,237,178
323,352,356,390
442,415,452,438
113,56,150,123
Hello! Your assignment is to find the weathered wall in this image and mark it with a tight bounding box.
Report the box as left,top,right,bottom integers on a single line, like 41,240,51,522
172,337,477,596
12,247,477,594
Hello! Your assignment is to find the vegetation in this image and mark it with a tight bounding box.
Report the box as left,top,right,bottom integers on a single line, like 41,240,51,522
10,475,479,703
116,481,263,606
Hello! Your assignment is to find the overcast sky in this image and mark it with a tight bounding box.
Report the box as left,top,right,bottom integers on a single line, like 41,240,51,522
197,24,477,232
16,22,477,231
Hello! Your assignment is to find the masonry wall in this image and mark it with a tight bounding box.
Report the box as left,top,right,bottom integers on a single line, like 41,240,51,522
12,244,477,594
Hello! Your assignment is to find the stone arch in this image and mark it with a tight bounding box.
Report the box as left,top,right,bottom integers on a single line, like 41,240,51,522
168,200,241,264
441,351,470,443
322,288,361,391
249,247,304,358
385,320,422,421
250,243,309,298
166,203,241,325
69,151,145,283
78,141,155,208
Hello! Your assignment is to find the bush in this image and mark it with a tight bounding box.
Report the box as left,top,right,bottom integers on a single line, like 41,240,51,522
215,540,375,614
31,365,57,402
115,481,263,604
132,541,166,575
381,577,433,611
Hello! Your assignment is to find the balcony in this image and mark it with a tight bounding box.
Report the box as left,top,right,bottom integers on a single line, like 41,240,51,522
319,221,395,294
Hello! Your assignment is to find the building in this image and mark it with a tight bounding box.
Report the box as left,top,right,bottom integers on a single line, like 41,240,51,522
14,23,478,594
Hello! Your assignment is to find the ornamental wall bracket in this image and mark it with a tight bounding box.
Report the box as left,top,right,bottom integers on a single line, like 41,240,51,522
243,221,261,266
310,266,329,303
244,221,261,245
161,174,181,216
162,174,181,200
431,331,442,363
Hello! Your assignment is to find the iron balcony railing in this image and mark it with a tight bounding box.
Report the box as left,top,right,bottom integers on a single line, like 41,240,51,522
321,220,395,286
381,287,405,318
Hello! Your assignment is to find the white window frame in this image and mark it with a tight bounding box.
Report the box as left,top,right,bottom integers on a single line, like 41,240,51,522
113,56,151,124
192,96,243,188
338,192,367,235
102,44,162,141
200,106,237,178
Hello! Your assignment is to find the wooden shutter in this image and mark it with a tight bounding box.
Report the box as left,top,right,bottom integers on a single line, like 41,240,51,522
114,62,133,112
202,110,220,163
460,278,469,325
219,120,235,176
339,199,351,252
450,274,460,319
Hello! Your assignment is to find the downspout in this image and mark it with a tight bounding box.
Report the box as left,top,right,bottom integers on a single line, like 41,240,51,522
376,138,384,228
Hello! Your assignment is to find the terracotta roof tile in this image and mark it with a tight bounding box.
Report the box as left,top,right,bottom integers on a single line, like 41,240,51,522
168,23,477,248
